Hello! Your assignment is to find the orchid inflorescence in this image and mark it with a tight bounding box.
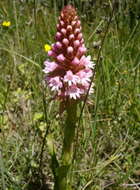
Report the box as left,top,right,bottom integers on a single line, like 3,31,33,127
43,5,95,100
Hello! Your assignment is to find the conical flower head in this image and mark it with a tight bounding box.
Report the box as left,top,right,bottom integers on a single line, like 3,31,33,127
43,5,95,100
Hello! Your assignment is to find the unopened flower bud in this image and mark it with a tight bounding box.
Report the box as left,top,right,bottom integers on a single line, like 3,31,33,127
48,50,56,57
77,33,83,40
57,54,65,62
55,42,62,49
72,57,80,65
62,38,69,46
56,32,62,40
61,28,66,35
67,25,73,32
69,34,74,40
74,40,80,48
67,46,73,54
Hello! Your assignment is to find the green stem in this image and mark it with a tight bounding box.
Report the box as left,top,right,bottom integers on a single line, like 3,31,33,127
62,103,77,165
55,103,77,190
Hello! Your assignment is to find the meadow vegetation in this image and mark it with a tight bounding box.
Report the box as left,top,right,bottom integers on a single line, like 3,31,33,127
0,0,140,189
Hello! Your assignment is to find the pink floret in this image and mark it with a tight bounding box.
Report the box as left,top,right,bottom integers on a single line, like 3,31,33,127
64,70,79,86
48,76,63,91
66,85,82,100
80,55,95,69
43,61,58,74
76,70,91,85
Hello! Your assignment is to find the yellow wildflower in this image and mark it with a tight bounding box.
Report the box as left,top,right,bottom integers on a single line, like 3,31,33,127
2,21,11,27
44,44,51,52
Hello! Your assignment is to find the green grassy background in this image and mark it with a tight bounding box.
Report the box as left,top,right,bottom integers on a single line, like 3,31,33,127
0,0,140,189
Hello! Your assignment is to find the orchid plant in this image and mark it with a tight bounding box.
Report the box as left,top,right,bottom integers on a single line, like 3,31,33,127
43,5,95,190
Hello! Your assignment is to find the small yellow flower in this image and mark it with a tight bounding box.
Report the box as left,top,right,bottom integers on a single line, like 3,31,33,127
2,21,11,27
44,44,51,52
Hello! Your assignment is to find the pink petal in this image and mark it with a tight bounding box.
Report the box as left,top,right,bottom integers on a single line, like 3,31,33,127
64,70,79,86
43,61,58,73
49,76,63,91
66,85,82,99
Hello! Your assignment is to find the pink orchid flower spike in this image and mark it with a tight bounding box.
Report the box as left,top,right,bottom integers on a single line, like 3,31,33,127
43,5,95,101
